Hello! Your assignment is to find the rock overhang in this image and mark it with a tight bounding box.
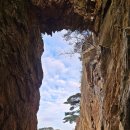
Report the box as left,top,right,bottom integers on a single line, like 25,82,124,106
30,0,100,35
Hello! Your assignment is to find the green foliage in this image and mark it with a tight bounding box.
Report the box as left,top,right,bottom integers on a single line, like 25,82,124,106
63,115,79,124
63,93,81,124
64,93,81,110
65,109,80,116
39,127,54,130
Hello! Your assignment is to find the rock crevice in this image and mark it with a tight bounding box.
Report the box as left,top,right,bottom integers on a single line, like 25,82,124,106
0,0,130,130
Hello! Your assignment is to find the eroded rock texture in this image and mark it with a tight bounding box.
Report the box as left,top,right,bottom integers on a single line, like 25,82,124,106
32,0,98,34
76,0,130,130
0,0,130,130
0,1,43,130
0,0,96,130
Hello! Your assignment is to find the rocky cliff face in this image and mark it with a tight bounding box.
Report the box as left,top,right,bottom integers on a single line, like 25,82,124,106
0,0,130,130
76,0,130,130
0,0,96,130
0,1,43,130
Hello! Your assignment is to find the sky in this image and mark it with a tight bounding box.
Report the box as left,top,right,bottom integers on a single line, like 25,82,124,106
37,30,82,130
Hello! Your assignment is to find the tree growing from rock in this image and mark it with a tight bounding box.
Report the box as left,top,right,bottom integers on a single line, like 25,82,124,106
63,93,81,124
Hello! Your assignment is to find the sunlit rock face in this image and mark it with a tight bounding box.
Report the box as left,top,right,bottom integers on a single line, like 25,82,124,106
75,0,130,130
0,0,96,130
0,0,130,130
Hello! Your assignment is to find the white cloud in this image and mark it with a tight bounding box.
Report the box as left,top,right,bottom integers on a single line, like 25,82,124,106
37,31,81,130
68,81,81,88
42,57,69,75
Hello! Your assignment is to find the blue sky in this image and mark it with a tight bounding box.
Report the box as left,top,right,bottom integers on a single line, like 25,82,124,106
37,30,82,130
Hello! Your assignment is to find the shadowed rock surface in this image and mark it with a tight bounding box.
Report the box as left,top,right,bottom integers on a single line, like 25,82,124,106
0,0,130,130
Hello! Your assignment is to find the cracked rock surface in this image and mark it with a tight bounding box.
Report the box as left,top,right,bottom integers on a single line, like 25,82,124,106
0,0,130,130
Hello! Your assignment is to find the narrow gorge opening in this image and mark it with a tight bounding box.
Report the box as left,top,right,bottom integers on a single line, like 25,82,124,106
37,30,82,130
2,1,129,130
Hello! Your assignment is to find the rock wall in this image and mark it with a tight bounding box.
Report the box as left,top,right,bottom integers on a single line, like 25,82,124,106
0,0,130,130
0,1,43,130
0,0,96,130
76,0,130,130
